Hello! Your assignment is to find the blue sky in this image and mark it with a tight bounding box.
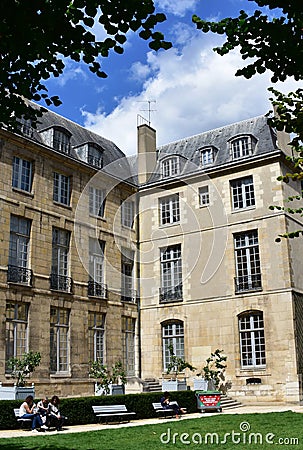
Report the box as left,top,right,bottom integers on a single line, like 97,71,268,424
39,0,299,155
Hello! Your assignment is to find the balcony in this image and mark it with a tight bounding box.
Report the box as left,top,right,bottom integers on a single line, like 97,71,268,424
88,279,108,299
235,274,262,293
7,265,32,286
49,273,73,293
121,289,137,303
159,284,183,303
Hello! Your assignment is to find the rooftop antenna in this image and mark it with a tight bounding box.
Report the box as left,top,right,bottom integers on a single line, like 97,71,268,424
137,100,156,126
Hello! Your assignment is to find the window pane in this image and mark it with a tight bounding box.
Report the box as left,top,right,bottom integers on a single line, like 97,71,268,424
239,312,266,368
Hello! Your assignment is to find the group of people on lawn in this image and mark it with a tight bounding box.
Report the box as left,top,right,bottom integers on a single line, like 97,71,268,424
19,395,66,433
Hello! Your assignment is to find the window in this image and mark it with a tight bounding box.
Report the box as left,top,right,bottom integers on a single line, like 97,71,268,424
8,215,32,284
53,172,71,206
122,316,136,376
50,307,69,373
88,144,103,169
234,230,262,292
231,176,255,210
160,244,183,302
162,321,184,372
161,157,180,178
159,194,180,225
88,312,105,363
239,311,266,368
121,200,135,228
16,117,33,137
200,147,215,166
50,228,72,292
53,128,71,154
230,136,255,159
199,186,209,207
88,239,106,298
89,186,105,218
5,302,28,372
12,156,33,192
121,249,135,302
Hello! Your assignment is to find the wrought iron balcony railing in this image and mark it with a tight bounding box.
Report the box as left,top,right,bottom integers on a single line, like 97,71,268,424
7,265,33,286
121,289,137,303
235,273,262,293
88,279,108,299
50,273,73,293
159,284,183,303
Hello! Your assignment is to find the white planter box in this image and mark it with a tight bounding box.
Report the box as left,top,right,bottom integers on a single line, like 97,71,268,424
95,382,125,396
193,379,208,391
162,380,187,392
0,383,35,400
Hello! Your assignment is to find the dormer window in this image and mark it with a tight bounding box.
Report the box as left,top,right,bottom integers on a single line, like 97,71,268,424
53,128,71,155
200,147,216,167
161,157,180,178
87,144,103,169
16,117,33,138
230,135,256,160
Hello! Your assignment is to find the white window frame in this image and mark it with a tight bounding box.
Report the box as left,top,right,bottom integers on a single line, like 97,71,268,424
50,307,69,373
239,311,266,368
51,228,70,277
12,156,33,192
53,128,71,154
89,238,105,284
230,136,254,159
199,186,209,207
161,157,180,178
231,176,255,210
122,316,136,376
88,312,105,363
89,186,105,217
160,244,182,295
200,147,215,166
234,230,261,292
121,200,135,228
9,215,31,269
53,172,71,206
159,194,180,225
162,321,184,372
5,302,28,371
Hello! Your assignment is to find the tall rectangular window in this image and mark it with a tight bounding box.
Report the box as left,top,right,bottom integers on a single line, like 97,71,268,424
88,312,105,363
122,316,135,376
89,186,105,217
51,228,71,292
239,312,266,368
8,215,32,284
200,148,214,166
159,194,180,225
234,230,262,292
162,321,184,372
160,244,183,302
121,200,135,228
88,239,106,298
12,156,33,192
53,172,71,206
50,307,69,373
231,136,254,159
199,186,209,206
5,302,28,371
53,129,71,154
231,176,255,210
121,249,134,302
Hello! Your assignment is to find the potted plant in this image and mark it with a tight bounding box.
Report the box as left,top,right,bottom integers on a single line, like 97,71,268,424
89,360,127,395
194,349,227,391
0,351,41,400
162,343,196,391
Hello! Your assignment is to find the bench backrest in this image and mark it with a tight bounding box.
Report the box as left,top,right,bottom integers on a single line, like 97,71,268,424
92,405,128,413
14,409,20,417
152,401,178,409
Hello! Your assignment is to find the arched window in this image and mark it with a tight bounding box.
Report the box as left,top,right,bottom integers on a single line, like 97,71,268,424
53,128,71,154
239,311,266,368
230,135,256,160
162,320,184,371
161,157,180,178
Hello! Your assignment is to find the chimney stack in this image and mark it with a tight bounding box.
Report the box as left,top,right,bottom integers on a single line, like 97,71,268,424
137,123,157,184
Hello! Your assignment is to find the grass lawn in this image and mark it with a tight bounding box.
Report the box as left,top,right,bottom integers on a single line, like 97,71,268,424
0,411,302,449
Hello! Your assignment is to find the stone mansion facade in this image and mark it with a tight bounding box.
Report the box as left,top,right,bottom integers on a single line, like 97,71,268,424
0,106,303,403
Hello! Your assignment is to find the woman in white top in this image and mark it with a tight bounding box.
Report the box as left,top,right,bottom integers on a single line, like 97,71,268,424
19,395,46,432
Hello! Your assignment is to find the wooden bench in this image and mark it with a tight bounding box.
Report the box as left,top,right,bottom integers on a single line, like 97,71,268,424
14,408,32,428
92,405,136,423
152,402,186,418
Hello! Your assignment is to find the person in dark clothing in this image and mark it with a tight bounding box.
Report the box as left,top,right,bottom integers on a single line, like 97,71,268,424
160,391,186,419
49,395,66,431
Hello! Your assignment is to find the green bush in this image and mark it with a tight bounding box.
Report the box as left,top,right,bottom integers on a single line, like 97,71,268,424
0,390,197,430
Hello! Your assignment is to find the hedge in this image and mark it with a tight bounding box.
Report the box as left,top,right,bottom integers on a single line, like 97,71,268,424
0,390,198,430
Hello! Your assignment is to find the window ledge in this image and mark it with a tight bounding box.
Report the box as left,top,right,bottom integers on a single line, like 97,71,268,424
53,201,72,210
231,206,256,214
12,187,34,198
50,373,71,379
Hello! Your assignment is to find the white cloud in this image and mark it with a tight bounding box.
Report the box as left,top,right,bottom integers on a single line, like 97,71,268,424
155,0,200,17
82,34,301,156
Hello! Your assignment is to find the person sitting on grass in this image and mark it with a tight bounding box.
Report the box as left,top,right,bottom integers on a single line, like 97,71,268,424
160,391,186,419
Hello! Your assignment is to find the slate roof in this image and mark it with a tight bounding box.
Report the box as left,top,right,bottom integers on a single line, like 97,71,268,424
147,115,278,184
